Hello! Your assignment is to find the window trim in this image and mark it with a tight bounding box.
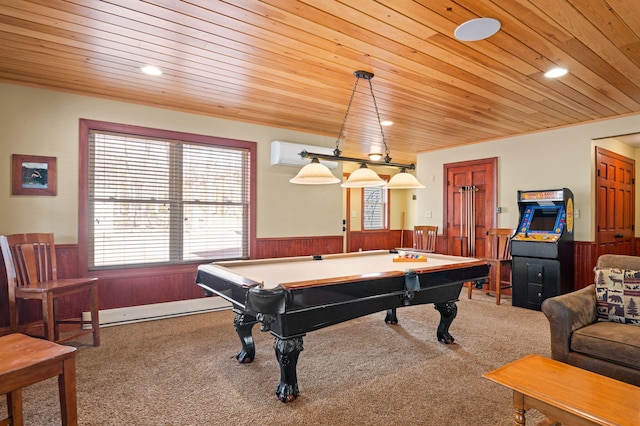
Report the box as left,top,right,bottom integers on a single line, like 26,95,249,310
361,175,390,231
78,119,257,276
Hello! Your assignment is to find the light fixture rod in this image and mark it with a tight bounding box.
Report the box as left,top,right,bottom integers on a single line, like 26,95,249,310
300,150,415,171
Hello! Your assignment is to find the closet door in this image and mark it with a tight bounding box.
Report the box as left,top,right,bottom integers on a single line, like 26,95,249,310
596,147,635,256
444,158,497,258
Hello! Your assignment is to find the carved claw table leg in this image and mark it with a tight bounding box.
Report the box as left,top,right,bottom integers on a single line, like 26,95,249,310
234,313,257,363
434,301,458,344
274,336,304,402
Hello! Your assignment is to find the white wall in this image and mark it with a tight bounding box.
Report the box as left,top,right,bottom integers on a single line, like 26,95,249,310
0,83,344,242
416,115,640,242
0,83,413,244
4,82,637,245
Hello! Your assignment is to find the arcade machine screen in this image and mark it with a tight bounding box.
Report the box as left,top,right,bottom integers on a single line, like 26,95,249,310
514,205,566,242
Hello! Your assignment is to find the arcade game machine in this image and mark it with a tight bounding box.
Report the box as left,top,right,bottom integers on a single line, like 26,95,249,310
511,188,574,310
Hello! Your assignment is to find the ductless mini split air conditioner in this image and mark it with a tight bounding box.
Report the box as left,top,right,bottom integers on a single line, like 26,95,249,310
270,140,338,169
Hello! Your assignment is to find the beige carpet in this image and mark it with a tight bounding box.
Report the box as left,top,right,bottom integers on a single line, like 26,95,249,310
2,292,549,425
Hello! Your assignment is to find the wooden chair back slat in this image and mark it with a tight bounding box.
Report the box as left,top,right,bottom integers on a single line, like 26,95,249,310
486,228,514,261
467,228,514,305
6,233,58,286
0,232,100,346
0,236,18,326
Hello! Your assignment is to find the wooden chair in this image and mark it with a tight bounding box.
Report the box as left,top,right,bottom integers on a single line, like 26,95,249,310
468,228,514,305
413,226,438,253
0,333,78,426
0,233,100,346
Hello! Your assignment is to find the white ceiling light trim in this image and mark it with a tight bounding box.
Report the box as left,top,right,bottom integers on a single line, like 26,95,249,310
544,67,569,78
141,65,162,76
454,18,501,41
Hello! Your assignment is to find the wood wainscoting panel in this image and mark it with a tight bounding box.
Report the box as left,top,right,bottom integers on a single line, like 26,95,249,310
0,237,605,336
1,237,345,331
348,230,402,252
573,241,598,291
254,236,343,259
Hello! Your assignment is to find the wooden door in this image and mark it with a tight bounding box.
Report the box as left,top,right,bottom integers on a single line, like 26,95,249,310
596,147,635,255
444,158,497,257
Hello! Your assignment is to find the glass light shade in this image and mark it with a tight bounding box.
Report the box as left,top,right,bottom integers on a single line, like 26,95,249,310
341,165,386,188
289,160,340,184
386,171,425,189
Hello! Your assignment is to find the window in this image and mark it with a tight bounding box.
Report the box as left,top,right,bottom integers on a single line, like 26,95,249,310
362,181,389,230
79,120,256,270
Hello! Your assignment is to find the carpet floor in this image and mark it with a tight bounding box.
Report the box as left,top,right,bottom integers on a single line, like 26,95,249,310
1,292,549,425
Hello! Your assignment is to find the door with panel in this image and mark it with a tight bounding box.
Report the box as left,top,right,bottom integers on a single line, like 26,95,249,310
444,158,497,259
596,147,635,256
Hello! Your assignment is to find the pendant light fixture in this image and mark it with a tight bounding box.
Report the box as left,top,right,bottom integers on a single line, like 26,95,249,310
341,164,386,188
289,158,340,184
290,70,424,189
386,168,425,189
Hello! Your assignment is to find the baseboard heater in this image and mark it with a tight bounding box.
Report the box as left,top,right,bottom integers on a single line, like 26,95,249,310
82,297,232,328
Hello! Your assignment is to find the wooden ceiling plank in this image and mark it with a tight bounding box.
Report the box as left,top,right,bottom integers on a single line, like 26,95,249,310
282,0,572,116
94,0,600,128
0,45,350,135
247,2,588,140
11,0,351,96
0,8,360,121
1,23,540,141
230,0,556,121
351,0,630,118
452,0,640,115
0,0,638,162
527,0,640,87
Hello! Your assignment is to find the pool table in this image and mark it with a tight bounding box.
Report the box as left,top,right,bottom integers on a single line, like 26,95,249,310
195,250,488,402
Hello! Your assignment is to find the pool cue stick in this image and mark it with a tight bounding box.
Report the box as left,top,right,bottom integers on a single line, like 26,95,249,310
400,211,405,247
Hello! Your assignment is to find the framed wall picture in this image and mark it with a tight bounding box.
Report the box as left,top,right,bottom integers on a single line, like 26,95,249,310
11,154,57,196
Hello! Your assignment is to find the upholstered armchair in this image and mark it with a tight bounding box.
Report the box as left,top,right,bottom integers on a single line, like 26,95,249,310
541,254,640,386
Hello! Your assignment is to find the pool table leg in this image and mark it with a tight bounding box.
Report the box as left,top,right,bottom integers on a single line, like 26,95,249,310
274,336,304,403
434,301,458,344
233,312,258,363
384,308,399,324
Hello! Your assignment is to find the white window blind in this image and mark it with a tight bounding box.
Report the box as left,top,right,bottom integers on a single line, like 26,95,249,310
88,130,251,269
363,185,388,230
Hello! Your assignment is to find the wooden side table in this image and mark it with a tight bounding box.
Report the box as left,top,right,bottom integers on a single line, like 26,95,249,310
484,354,640,426
0,333,77,426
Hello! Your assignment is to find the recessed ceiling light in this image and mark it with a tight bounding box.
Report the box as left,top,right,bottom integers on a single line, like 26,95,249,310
380,120,393,126
454,18,501,41
368,146,384,161
368,152,383,161
141,65,162,76
544,67,568,78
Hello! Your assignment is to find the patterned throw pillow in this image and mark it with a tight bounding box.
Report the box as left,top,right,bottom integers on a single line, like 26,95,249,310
594,267,640,325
